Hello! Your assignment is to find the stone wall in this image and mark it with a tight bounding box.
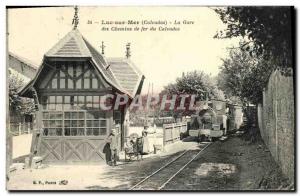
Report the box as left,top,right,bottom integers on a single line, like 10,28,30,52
257,69,294,183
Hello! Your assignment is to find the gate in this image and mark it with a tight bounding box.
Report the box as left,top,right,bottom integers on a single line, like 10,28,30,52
38,136,106,163
163,122,187,146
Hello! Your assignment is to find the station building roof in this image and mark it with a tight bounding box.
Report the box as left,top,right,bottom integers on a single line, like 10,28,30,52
19,29,144,98
9,52,38,71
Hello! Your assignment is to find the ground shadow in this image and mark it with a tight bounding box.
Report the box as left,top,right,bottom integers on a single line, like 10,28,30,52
182,136,197,142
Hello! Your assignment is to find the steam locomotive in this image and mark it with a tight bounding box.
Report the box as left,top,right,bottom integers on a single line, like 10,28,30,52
188,99,228,142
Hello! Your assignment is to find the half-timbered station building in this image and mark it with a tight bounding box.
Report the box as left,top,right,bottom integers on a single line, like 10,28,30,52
19,28,144,163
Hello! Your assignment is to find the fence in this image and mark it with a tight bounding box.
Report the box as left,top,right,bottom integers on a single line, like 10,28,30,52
9,122,33,136
257,69,294,183
163,122,187,146
130,117,175,127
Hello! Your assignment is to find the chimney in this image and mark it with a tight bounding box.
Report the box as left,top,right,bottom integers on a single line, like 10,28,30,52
126,43,131,58
100,41,105,55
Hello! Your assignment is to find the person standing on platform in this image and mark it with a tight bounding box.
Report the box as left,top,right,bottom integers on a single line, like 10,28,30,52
106,128,118,166
141,124,156,154
102,141,111,165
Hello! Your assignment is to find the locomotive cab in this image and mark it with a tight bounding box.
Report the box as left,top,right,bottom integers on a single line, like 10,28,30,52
189,100,227,142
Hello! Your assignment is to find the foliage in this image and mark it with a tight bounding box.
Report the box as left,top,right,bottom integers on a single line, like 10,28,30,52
159,71,225,118
214,7,293,70
214,7,293,106
217,48,274,104
163,71,225,100
9,71,35,114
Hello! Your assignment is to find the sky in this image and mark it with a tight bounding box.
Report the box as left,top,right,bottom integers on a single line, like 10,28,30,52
8,6,240,94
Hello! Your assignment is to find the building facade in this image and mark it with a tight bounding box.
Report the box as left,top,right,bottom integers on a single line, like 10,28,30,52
19,29,144,163
9,52,37,135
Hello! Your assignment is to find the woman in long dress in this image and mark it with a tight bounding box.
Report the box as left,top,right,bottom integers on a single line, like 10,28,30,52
141,125,156,154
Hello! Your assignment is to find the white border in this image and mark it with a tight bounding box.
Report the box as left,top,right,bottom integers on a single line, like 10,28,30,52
0,1,298,196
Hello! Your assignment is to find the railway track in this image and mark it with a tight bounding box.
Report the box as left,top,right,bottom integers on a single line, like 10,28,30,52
129,142,212,190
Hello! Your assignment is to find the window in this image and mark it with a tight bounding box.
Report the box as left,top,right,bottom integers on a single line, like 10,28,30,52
68,78,74,89
59,70,66,89
41,96,48,110
42,110,107,137
64,111,85,136
64,96,70,110
78,96,85,109
75,64,83,89
93,96,99,109
76,78,82,89
44,62,102,90
59,78,66,89
51,78,57,89
42,95,105,111
86,111,107,136
92,76,98,89
48,96,56,110
56,96,63,110
84,70,91,89
86,96,93,109
41,95,108,136
42,112,63,136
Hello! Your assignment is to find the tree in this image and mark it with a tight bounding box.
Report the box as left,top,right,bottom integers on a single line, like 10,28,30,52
214,7,294,105
217,48,274,105
160,70,225,118
164,70,224,100
9,71,35,115
214,7,293,72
